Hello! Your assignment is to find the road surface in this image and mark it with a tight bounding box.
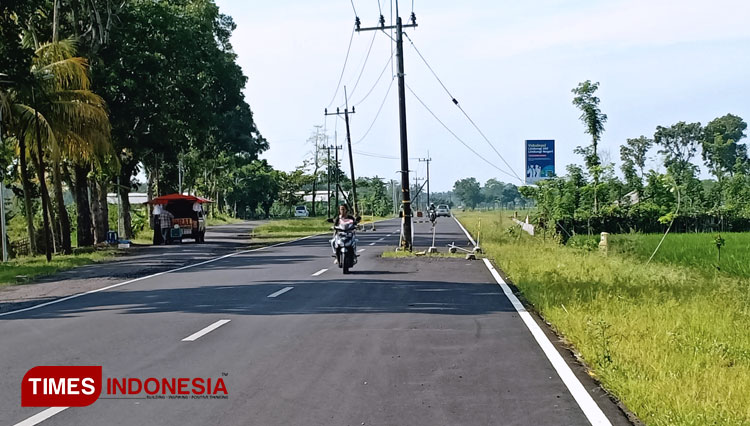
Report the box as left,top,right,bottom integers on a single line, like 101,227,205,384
0,217,632,426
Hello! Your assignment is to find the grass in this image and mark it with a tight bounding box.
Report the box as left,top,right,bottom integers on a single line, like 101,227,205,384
457,211,750,426
248,216,394,248
0,250,118,287
568,232,750,279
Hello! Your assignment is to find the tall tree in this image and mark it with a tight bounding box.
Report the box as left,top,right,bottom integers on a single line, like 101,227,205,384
701,114,747,180
654,121,703,186
572,80,607,213
620,135,653,195
453,178,482,209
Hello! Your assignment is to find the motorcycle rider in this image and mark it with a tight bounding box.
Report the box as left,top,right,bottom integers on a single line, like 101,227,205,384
428,203,437,222
331,204,356,264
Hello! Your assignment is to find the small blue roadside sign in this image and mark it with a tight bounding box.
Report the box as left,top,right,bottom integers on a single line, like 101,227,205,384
525,140,555,184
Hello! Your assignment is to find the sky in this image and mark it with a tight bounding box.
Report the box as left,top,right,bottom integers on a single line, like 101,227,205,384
214,0,750,191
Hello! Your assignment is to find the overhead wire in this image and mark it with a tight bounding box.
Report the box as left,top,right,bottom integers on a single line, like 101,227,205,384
405,83,523,183
402,32,524,182
342,29,378,105
354,149,419,160
326,25,356,109
349,0,358,16
353,48,393,106
353,75,395,145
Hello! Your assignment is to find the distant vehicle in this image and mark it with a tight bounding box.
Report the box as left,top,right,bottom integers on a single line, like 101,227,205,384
436,204,451,217
147,194,209,243
294,205,309,217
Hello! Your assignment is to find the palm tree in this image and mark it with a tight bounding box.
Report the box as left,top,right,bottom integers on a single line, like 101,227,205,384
9,38,112,257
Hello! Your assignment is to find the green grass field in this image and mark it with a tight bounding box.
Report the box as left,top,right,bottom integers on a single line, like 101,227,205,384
568,232,750,279
0,250,117,287
457,211,750,426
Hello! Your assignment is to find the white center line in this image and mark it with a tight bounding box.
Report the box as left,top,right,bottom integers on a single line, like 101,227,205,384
358,248,366,253
14,407,69,426
182,319,231,342
267,286,294,298
312,268,328,276
377,238,385,242
368,242,376,246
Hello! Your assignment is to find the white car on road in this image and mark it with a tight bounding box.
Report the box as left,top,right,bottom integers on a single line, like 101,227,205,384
436,204,451,217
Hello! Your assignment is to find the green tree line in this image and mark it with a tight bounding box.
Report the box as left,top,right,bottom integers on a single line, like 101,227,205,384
0,0,272,259
520,80,749,238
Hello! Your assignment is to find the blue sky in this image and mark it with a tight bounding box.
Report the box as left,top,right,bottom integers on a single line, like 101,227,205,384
215,0,750,191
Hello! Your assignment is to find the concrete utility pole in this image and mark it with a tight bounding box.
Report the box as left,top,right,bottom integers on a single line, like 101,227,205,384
356,1,417,249
325,87,358,217
327,144,343,216
419,156,432,207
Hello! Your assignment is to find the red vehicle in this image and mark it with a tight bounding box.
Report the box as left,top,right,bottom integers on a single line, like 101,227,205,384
146,194,211,243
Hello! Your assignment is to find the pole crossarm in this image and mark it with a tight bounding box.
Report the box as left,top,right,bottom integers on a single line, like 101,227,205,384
356,23,417,32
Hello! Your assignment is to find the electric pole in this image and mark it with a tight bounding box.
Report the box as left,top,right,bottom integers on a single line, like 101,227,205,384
419,157,432,207
327,144,343,216
325,87,358,217
413,175,424,212
355,1,417,249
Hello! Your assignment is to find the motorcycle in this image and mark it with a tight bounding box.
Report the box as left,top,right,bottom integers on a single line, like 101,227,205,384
332,218,358,274
428,209,437,225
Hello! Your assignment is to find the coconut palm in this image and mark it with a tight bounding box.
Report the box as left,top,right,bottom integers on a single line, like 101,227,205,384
9,38,112,257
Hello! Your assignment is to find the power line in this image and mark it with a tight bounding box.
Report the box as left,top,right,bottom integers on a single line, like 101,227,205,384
353,75,395,144
326,25,356,109
343,29,378,104
405,83,523,183
349,0,358,16
353,149,419,160
403,32,524,182
353,48,393,106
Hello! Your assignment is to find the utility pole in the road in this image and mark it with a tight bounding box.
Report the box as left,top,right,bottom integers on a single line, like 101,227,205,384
325,90,357,216
419,156,432,207
356,1,417,249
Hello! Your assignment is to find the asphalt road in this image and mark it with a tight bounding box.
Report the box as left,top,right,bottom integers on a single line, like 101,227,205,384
0,221,266,314
0,217,632,426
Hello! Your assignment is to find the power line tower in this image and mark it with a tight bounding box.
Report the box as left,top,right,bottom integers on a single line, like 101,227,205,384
418,157,432,207
355,1,417,250
325,87,358,216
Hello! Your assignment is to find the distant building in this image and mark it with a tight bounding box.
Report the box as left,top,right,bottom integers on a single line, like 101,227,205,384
106,192,149,205
295,190,348,203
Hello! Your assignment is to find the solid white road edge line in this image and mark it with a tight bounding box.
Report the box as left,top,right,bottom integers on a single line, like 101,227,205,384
0,234,324,318
267,287,294,298
311,268,328,276
13,407,68,426
453,216,477,246
482,258,611,426
14,407,69,426
181,319,231,342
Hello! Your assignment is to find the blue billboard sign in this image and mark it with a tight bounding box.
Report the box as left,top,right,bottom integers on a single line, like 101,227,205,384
525,140,555,184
